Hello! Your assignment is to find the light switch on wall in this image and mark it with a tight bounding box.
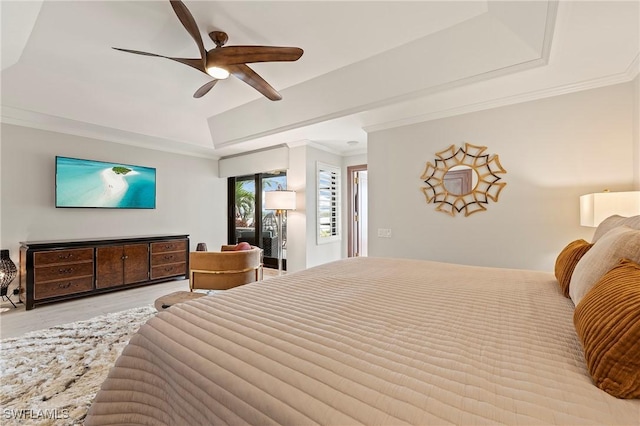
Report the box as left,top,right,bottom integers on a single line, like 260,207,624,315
377,228,392,238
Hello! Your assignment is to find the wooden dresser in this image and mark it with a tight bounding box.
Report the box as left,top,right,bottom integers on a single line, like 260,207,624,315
19,235,189,310
150,240,189,280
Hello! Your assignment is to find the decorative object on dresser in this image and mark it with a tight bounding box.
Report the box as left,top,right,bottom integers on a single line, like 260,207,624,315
421,143,507,217
0,250,18,309
19,235,189,310
264,189,296,275
195,242,208,251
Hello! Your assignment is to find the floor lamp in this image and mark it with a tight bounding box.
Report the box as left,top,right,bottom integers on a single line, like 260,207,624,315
265,190,296,275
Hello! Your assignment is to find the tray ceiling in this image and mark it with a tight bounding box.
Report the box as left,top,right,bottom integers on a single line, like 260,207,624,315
1,1,638,158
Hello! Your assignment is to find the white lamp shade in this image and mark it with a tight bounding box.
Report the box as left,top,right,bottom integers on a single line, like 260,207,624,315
265,190,296,211
580,191,640,227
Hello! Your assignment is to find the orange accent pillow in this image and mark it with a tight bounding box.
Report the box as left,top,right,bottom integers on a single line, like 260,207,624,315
554,239,593,297
573,259,640,399
234,242,252,251
570,226,640,306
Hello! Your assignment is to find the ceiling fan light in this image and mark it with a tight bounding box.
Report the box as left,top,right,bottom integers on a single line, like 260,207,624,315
207,66,230,80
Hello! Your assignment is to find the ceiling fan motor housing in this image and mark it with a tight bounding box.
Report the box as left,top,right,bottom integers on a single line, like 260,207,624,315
209,31,229,48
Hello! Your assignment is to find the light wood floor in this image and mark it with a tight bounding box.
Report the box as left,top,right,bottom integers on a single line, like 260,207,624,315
0,269,282,339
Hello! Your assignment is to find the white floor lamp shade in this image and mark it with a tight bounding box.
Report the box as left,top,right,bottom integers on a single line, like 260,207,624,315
265,190,296,274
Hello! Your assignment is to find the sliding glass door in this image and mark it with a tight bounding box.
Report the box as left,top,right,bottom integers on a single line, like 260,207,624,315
228,172,287,269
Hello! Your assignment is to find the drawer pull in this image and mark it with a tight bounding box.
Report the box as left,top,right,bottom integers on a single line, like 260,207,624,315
164,266,174,272
164,244,174,249
58,282,72,289
58,253,73,260
58,268,74,274
164,255,174,260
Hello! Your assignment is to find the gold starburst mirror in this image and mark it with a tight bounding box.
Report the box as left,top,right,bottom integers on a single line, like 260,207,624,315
420,143,507,217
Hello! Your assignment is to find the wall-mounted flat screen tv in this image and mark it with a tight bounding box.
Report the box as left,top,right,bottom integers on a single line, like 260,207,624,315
56,156,156,209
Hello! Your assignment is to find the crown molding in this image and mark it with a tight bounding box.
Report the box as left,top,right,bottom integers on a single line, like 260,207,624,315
212,54,550,151
625,53,639,80
285,140,343,156
0,106,220,160
219,143,288,160
285,139,364,157
286,139,342,156
306,141,344,156
285,140,311,149
363,66,638,135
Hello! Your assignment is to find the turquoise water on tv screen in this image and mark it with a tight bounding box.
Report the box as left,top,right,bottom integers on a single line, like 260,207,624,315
56,157,156,208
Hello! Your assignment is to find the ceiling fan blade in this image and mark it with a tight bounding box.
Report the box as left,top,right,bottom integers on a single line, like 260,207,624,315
169,1,207,65
228,64,282,101
113,47,207,74
193,79,218,98
207,46,304,67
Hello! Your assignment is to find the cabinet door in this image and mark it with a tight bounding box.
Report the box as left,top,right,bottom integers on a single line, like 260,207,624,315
124,244,149,284
96,246,124,288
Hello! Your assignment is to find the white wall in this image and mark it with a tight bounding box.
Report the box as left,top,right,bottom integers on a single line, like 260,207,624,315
304,146,343,269
1,124,227,275
634,75,639,189
368,81,636,271
218,146,288,178
286,145,307,273
0,133,3,247
258,144,346,272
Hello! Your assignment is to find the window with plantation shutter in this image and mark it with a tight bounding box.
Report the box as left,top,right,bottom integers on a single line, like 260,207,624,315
317,162,341,244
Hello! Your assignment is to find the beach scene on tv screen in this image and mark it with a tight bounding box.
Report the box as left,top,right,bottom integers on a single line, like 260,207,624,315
56,157,156,208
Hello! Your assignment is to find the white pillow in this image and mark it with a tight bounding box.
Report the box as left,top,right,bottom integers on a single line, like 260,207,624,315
570,226,640,307
592,215,640,242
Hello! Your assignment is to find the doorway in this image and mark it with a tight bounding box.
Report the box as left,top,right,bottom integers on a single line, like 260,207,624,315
228,172,287,270
347,165,368,257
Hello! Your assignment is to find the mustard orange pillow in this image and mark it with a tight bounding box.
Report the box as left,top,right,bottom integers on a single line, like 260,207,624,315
570,226,640,306
554,239,593,297
573,259,640,399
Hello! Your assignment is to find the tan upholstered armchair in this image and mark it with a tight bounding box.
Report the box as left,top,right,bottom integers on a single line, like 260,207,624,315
189,245,263,292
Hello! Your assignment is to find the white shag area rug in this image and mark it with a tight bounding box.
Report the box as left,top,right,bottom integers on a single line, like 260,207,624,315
0,305,156,425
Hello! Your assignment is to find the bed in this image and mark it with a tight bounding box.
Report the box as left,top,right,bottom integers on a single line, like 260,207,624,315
85,236,640,425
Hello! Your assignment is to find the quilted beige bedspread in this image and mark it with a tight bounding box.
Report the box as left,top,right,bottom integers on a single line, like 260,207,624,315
85,257,640,425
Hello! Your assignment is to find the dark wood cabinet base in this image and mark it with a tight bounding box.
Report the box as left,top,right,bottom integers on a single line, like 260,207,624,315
19,234,189,310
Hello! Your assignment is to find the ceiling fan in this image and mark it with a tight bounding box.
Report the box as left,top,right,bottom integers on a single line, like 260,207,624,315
113,0,303,100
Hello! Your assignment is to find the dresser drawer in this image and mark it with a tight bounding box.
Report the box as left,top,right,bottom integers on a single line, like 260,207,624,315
35,277,93,300
151,251,186,266
34,248,94,266
151,240,187,254
34,261,94,284
151,263,186,279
